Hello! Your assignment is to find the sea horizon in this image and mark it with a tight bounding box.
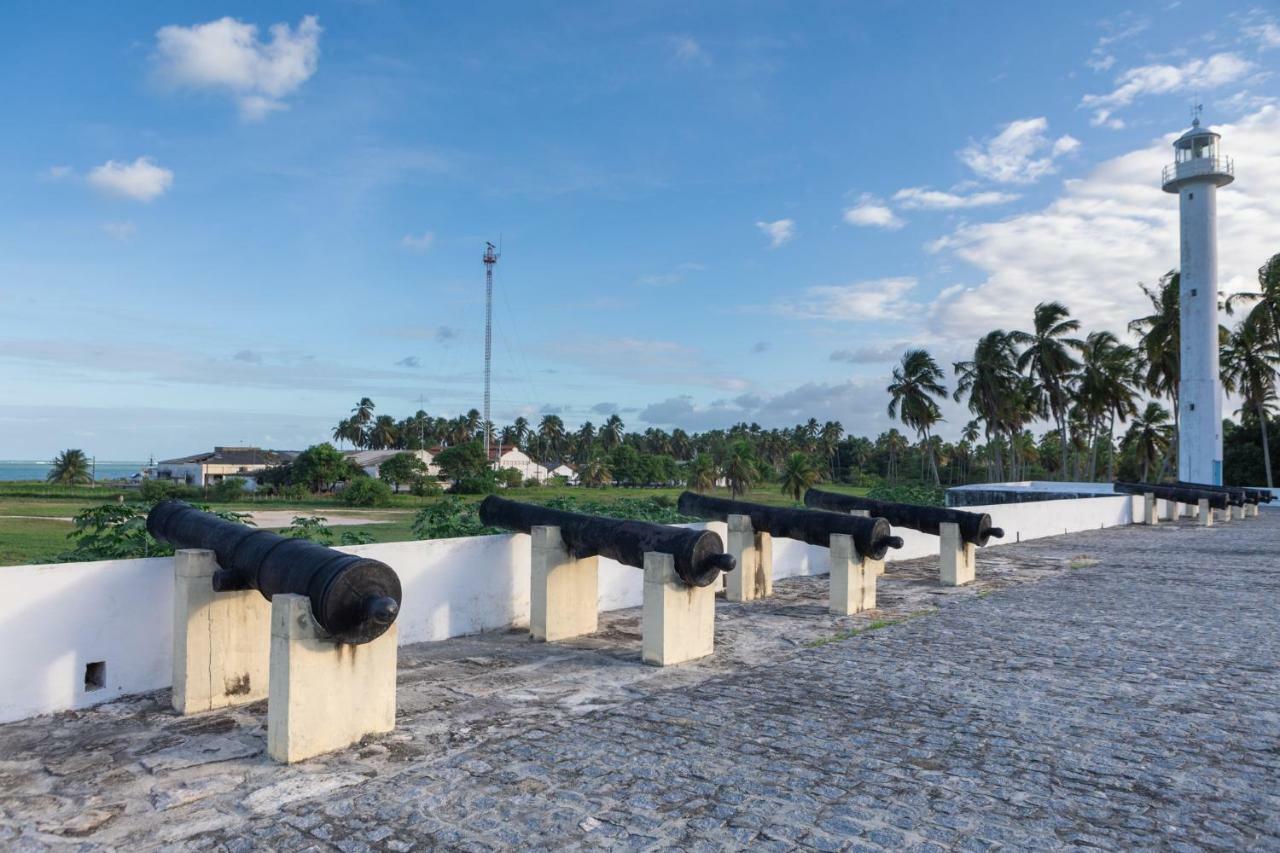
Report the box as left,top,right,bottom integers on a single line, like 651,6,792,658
0,460,149,482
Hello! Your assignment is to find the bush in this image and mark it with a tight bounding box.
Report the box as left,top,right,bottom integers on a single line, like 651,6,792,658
411,497,498,539
342,477,393,507
497,468,523,488
410,478,443,497
866,483,946,506
209,477,247,501
450,473,499,495
523,477,542,488
140,479,199,502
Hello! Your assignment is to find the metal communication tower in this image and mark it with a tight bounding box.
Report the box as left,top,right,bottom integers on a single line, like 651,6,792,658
482,242,499,465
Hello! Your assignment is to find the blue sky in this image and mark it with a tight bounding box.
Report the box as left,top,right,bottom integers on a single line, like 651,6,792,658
2,2,1279,459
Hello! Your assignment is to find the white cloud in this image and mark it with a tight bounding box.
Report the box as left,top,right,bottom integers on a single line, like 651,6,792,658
154,15,321,120
400,231,435,252
958,118,1080,184
101,222,137,240
671,36,709,66
1242,14,1280,50
1087,54,1116,72
755,218,795,248
86,157,174,201
892,187,1020,210
47,165,73,180
638,261,704,286
928,105,1280,348
1081,53,1255,127
775,277,919,321
843,194,904,230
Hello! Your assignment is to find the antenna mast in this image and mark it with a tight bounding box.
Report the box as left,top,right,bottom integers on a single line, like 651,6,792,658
482,242,499,465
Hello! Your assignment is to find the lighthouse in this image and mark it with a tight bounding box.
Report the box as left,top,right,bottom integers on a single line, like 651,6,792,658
1161,113,1233,485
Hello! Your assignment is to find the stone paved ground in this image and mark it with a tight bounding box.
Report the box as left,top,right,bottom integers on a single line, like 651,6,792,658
2,512,1279,850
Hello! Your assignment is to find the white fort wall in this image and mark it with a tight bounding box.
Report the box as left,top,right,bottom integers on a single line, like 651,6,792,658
0,496,1142,724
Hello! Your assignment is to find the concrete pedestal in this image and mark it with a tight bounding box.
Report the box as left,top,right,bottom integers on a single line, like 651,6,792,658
267,594,397,764
829,533,876,615
725,514,773,602
939,522,976,586
1142,493,1158,526
848,509,885,575
1197,499,1213,526
1159,499,1178,522
172,549,271,714
1246,503,1259,518
1231,504,1245,521
641,552,715,667
530,526,599,642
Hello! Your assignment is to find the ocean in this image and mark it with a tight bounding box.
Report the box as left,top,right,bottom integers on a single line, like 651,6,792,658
0,461,148,483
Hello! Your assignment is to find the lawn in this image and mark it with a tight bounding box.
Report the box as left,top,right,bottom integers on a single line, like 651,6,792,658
0,482,871,566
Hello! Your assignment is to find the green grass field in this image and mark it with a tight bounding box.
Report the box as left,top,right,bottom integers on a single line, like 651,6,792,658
0,482,871,566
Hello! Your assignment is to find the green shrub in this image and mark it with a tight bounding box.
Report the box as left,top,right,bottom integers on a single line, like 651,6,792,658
497,468,524,488
342,478,393,507
209,477,247,501
140,479,199,502
411,497,498,539
866,483,946,506
410,478,443,497
450,473,498,495
523,477,542,488
286,515,333,544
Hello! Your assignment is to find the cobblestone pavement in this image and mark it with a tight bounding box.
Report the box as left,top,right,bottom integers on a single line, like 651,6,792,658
2,513,1279,850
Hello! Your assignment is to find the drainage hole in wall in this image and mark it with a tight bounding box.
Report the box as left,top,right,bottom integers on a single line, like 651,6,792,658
85,661,106,692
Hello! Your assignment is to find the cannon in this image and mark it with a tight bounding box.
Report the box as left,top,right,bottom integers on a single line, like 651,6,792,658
803,489,1004,547
676,492,904,559
148,500,401,644
478,495,735,587
1174,481,1271,505
1113,481,1229,510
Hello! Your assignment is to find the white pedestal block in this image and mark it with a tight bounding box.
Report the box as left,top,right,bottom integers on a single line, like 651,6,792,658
1246,503,1259,518
530,526,599,642
1159,499,1178,522
1142,493,1157,525
267,594,397,764
828,533,876,615
1231,504,1245,520
641,552,715,666
725,514,773,602
1198,498,1213,527
939,522,976,586
848,510,885,574
172,549,271,715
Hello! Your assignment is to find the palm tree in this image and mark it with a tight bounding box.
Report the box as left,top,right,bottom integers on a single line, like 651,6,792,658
1012,301,1082,480
47,449,92,485
1129,272,1181,459
1121,403,1174,482
368,415,399,450
332,417,362,449
538,414,566,461
670,428,693,461
351,398,376,427
1076,331,1139,481
1221,317,1280,487
819,421,844,481
887,349,947,485
779,452,821,501
512,416,531,449
1227,252,1280,361
686,454,717,493
722,440,759,498
600,414,624,450
953,331,1020,481
578,454,612,488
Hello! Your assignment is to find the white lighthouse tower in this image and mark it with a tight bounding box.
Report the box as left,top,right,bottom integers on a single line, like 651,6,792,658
1161,112,1233,485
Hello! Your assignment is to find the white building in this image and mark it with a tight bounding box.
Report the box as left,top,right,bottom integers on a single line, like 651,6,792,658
345,449,440,479
1161,114,1233,485
150,447,296,488
489,444,550,483
549,463,578,485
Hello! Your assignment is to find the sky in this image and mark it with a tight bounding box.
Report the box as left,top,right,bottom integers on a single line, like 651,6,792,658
2,1,1279,460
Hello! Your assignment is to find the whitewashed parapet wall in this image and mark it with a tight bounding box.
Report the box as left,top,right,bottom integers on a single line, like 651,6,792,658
0,496,1140,724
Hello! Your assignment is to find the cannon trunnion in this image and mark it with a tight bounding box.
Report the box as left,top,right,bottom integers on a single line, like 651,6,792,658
803,489,1004,547
675,492,903,560
148,500,401,645
478,495,735,587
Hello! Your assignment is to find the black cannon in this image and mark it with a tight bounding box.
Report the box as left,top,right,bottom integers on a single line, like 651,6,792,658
803,489,1005,547
478,496,734,587
1113,481,1229,510
147,501,401,645
1174,481,1271,505
675,492,904,560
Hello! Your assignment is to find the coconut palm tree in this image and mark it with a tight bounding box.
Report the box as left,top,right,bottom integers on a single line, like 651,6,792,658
779,452,821,501
47,449,92,485
351,398,376,427
686,454,717,493
887,349,947,485
722,440,759,498
578,454,612,488
1077,331,1140,481
819,421,844,481
670,428,693,461
1121,403,1174,482
368,415,399,450
1221,317,1280,487
512,416,531,449
953,331,1020,481
538,414,566,461
1226,252,1280,361
1011,301,1082,480
1129,272,1181,457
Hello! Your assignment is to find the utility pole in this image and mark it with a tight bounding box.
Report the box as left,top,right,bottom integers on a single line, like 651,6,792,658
482,242,500,466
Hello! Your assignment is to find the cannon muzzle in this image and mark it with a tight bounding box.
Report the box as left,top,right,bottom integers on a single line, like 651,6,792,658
676,492,904,560
148,500,402,645
803,489,1003,547
478,495,734,587
1113,481,1230,510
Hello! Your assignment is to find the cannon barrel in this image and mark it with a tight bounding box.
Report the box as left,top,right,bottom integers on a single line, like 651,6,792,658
1113,481,1229,510
147,500,401,644
478,496,735,587
803,489,1004,547
1173,481,1268,505
676,492,904,560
